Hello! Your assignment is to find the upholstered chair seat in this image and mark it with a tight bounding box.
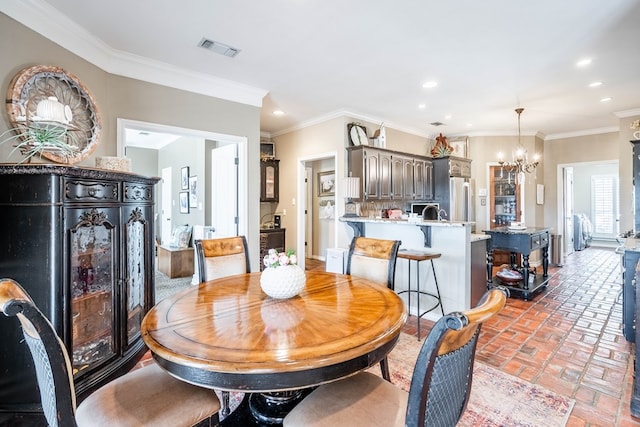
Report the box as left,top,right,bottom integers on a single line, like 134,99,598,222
284,288,509,427
0,279,221,427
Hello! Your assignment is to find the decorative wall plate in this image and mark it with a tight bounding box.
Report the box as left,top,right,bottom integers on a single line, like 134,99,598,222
348,123,368,146
6,65,102,164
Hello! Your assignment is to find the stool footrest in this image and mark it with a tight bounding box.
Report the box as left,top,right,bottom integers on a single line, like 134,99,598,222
397,290,442,318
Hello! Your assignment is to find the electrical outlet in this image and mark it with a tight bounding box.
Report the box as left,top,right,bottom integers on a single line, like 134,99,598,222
283,209,286,216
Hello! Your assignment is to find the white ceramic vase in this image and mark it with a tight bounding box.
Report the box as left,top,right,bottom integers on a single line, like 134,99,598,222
260,265,306,299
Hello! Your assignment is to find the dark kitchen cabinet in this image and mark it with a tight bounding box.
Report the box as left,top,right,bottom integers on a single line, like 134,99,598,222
260,159,279,202
259,228,286,271
347,146,433,201
0,165,158,419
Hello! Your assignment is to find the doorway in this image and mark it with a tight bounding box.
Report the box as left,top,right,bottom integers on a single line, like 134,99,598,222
558,160,619,254
116,118,248,242
296,152,339,269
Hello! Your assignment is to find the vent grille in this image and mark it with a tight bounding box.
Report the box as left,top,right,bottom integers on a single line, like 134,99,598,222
198,38,241,58
430,121,445,126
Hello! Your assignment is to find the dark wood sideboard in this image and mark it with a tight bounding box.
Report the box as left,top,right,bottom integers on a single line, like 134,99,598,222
0,165,158,422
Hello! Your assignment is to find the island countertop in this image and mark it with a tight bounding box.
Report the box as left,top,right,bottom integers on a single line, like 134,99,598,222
339,215,478,314
339,216,474,227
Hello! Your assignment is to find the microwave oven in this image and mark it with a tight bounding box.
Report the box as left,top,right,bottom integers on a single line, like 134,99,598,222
410,203,439,220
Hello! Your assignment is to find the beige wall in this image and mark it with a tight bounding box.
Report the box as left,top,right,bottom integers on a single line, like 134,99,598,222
0,13,263,269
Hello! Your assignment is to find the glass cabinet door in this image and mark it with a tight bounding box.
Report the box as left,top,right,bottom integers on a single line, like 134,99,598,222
490,166,520,228
69,208,117,376
125,207,148,345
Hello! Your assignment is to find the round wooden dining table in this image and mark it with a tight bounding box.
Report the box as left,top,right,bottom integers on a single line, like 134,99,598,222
142,270,407,426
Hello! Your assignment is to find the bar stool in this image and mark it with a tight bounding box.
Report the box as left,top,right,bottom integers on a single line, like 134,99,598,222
397,249,444,340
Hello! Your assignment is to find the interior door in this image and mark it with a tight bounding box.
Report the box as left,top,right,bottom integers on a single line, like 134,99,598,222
161,167,172,245
305,167,313,259
211,144,238,237
563,167,575,255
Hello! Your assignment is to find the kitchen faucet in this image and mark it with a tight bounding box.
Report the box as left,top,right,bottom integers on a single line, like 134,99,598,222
438,209,448,221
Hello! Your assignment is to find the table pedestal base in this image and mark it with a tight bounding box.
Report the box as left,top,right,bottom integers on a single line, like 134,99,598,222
222,390,313,426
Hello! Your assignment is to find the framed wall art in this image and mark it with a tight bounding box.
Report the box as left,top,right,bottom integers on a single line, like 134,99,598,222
189,176,198,208
181,166,189,190
179,191,189,213
448,136,469,158
318,170,335,197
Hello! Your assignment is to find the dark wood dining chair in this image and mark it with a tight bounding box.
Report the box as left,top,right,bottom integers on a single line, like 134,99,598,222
283,287,509,427
346,236,401,381
194,235,250,416
0,278,221,427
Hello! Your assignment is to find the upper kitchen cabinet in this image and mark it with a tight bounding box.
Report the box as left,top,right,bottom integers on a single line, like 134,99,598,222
260,159,279,203
346,146,433,201
414,158,433,200
433,156,471,179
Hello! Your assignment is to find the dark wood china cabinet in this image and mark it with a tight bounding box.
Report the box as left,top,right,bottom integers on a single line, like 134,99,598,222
0,165,158,420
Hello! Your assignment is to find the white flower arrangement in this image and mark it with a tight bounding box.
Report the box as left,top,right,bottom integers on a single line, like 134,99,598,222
631,119,640,130
263,248,298,269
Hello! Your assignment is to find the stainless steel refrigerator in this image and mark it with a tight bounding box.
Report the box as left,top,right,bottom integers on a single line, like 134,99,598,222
449,177,476,226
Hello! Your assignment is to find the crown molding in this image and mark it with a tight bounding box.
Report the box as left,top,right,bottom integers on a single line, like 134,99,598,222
271,109,431,139
545,126,619,141
0,0,267,107
615,108,640,118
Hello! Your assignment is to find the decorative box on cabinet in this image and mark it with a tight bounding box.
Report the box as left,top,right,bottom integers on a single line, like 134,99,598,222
0,165,158,420
260,159,279,203
259,228,286,271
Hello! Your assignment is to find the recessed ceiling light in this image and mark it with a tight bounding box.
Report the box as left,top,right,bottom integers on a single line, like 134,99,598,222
418,104,426,109
576,58,592,67
273,110,285,116
599,97,612,102
422,81,438,89
589,81,603,87
466,123,473,127
445,115,452,120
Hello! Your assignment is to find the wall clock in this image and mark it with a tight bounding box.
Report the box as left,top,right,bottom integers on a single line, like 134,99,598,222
5,65,102,164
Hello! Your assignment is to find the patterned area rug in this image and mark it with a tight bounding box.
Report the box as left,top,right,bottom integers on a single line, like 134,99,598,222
385,332,575,426
219,332,574,426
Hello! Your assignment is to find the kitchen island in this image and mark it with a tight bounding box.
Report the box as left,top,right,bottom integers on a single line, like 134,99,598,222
340,217,488,318
484,226,551,300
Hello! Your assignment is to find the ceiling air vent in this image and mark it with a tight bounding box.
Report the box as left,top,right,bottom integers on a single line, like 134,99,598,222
198,38,241,58
430,121,445,127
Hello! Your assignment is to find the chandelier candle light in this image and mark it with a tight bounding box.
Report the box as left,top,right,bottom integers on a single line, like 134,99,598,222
497,108,540,185
631,119,640,140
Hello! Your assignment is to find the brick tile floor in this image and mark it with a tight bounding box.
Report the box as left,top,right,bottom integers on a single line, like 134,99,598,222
403,247,639,426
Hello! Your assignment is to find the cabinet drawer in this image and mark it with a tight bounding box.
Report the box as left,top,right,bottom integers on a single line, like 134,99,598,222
530,232,550,250
65,179,119,202
124,182,153,202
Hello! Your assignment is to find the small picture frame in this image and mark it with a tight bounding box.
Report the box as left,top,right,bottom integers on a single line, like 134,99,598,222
188,176,198,208
179,191,189,213
181,166,190,190
448,136,469,158
318,170,335,197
